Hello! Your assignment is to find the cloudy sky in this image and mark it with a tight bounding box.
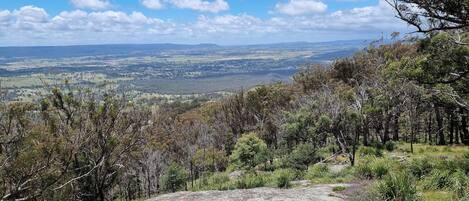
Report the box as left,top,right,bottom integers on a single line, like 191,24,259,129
0,0,413,46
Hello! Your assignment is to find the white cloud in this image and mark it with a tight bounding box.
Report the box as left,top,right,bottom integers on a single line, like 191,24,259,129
0,0,410,46
168,0,229,13
141,0,164,10
14,5,48,23
190,14,264,35
70,0,110,10
275,0,327,15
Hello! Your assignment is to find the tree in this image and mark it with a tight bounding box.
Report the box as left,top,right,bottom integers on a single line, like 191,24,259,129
287,143,318,170
386,0,469,33
160,163,188,193
229,133,268,171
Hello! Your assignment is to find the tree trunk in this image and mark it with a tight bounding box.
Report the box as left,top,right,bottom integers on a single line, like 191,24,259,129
363,118,369,146
393,113,400,141
461,108,469,145
448,110,454,144
410,123,414,154
351,127,360,167
383,112,391,145
435,107,445,145
455,117,460,144
427,112,433,144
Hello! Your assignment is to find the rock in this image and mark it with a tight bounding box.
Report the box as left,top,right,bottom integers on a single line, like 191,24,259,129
147,183,355,201
290,180,311,187
228,170,244,180
329,165,348,174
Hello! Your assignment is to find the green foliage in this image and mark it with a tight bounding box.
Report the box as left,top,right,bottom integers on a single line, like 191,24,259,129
235,173,267,189
355,157,392,179
230,133,269,170
332,186,347,192
460,153,469,174
422,169,453,190
449,170,469,199
160,163,188,193
371,158,392,179
422,168,469,197
272,169,296,188
192,148,228,171
286,143,318,170
305,163,330,179
376,171,419,201
384,141,396,152
406,156,434,179
191,172,235,191
355,163,374,179
358,146,383,157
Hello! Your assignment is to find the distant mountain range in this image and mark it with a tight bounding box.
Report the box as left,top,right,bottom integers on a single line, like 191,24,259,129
0,40,369,59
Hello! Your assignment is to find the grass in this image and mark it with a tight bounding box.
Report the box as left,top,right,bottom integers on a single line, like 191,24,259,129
422,190,456,201
305,164,355,184
332,186,347,192
190,143,469,201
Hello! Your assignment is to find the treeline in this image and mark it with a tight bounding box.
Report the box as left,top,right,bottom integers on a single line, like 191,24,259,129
1,0,468,200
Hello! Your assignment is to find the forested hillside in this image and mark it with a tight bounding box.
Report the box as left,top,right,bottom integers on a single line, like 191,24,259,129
0,0,468,200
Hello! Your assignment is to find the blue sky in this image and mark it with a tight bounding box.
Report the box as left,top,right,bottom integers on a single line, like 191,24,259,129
0,0,412,46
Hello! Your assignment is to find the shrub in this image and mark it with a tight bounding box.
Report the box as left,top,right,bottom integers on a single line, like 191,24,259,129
460,153,469,174
355,157,392,179
305,163,330,179
406,156,433,179
384,141,396,152
355,160,374,179
422,169,452,190
230,133,268,170
358,146,383,157
376,171,418,201
235,173,267,189
370,158,391,179
434,157,459,172
192,172,235,191
450,170,469,199
207,172,231,190
332,186,347,192
287,143,318,170
273,169,296,188
160,163,188,193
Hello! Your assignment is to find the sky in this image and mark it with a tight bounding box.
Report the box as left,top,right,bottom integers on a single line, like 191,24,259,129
0,0,414,46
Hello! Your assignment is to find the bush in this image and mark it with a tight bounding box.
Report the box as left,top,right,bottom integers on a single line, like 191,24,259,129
406,156,433,179
230,133,268,170
358,146,383,157
450,170,469,199
192,172,235,191
305,163,330,179
422,169,452,190
332,186,347,192
206,172,233,190
160,163,188,193
273,169,296,188
287,143,318,170
235,173,267,189
459,153,469,174
384,141,396,152
434,157,460,172
376,171,418,201
355,157,391,179
355,160,373,179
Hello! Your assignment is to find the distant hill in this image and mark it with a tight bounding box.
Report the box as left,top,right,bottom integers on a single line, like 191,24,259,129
0,43,220,59
0,40,368,59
